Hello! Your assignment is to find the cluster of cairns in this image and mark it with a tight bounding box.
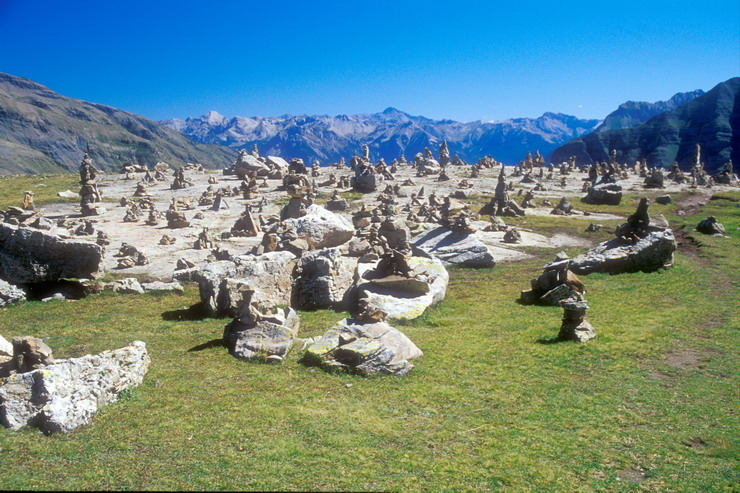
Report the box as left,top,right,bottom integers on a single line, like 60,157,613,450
1,139,737,434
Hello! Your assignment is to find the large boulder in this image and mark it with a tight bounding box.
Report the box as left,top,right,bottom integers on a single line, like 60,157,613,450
292,248,356,310
570,229,677,275
266,156,289,174
224,307,299,363
583,182,623,205
183,251,297,317
302,318,422,376
235,154,271,177
0,279,25,308
0,223,104,284
282,204,354,249
0,341,150,434
353,256,448,320
413,227,495,268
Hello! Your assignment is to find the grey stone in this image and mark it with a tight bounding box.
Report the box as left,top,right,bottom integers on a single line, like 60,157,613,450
141,281,184,294
293,248,356,310
302,318,422,376
583,182,623,205
111,278,144,295
0,335,14,377
192,251,297,317
282,205,354,249
224,307,300,362
413,227,495,268
570,229,677,275
0,341,150,434
696,216,726,235
0,223,104,284
655,195,673,205
0,279,25,308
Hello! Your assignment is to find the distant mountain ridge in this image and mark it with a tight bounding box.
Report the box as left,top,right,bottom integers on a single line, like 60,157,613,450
550,78,739,172
162,109,601,165
0,72,234,175
593,89,705,132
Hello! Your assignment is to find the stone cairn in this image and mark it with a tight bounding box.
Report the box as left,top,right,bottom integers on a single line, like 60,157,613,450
557,295,596,343
79,153,103,216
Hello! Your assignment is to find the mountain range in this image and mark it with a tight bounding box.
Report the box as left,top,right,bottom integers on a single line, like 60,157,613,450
162,110,601,166
0,70,729,175
0,72,234,175
550,78,739,172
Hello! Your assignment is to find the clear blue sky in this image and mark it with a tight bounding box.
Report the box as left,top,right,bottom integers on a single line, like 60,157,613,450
1,0,738,122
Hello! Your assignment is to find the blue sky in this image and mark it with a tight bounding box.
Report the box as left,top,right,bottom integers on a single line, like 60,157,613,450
0,0,738,122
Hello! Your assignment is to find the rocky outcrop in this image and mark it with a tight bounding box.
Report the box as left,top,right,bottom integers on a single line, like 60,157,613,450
292,248,356,310
570,229,677,275
302,319,422,376
0,223,104,284
282,205,354,249
413,227,495,268
182,251,297,317
0,341,150,434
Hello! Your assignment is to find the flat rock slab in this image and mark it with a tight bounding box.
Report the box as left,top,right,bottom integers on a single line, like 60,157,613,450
570,229,677,275
0,223,103,284
413,226,495,268
302,318,422,376
0,341,150,434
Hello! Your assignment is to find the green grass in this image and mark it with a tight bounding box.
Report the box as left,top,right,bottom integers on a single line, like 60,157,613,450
0,192,737,491
0,173,79,210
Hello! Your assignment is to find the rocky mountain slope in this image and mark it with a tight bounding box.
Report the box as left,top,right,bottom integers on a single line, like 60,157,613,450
0,73,234,175
163,109,601,165
550,78,739,172
593,90,705,132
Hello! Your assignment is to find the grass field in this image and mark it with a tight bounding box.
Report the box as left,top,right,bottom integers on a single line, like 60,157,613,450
0,182,737,491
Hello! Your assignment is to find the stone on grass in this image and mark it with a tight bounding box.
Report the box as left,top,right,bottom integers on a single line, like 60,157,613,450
111,278,144,295
583,182,622,205
302,318,422,376
696,216,726,235
570,229,677,275
141,281,184,294
0,341,150,434
558,298,596,342
224,304,300,363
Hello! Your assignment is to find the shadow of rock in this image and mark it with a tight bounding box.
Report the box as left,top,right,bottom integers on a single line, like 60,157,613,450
188,338,226,352
162,303,210,321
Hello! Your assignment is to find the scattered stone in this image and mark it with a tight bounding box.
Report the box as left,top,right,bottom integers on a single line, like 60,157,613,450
141,281,184,294
503,228,522,244
111,277,145,295
655,195,673,205
11,336,54,373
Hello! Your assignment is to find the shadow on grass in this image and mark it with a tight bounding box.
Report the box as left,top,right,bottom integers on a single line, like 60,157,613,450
188,338,226,352
162,303,210,321
536,336,566,345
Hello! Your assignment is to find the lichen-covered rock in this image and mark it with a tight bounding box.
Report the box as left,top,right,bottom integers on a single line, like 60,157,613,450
0,223,104,284
282,205,354,249
0,341,150,434
413,227,495,268
224,307,299,362
292,248,356,310
190,251,297,317
0,279,25,308
570,229,677,275
302,319,422,376
353,256,448,320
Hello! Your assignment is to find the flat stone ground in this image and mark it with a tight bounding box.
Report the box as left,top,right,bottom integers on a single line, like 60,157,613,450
32,164,729,280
